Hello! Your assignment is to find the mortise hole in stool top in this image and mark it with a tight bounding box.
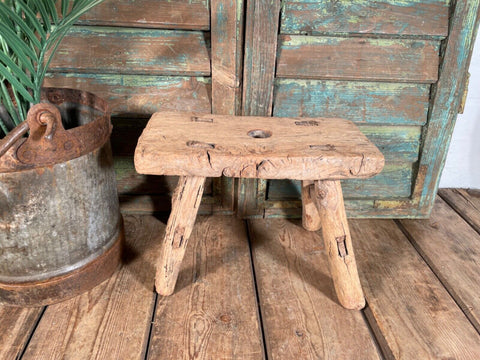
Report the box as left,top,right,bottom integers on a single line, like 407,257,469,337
247,129,272,138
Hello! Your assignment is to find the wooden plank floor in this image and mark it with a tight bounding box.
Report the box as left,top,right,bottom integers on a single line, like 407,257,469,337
2,189,480,359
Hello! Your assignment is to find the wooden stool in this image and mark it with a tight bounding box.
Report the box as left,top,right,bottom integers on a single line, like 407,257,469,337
134,112,384,310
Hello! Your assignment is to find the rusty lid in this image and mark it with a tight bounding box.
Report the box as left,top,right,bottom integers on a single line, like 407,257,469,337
0,88,111,173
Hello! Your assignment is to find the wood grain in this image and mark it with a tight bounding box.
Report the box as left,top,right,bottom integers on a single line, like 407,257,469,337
211,0,244,115
0,306,44,360
280,1,449,37
301,180,321,231
74,0,210,30
248,218,380,359
416,0,480,215
155,176,206,296
147,216,264,359
439,188,480,233
135,112,385,180
44,74,212,117
21,216,162,360
273,80,431,126
49,27,211,76
276,36,440,83
399,196,480,332
351,218,480,359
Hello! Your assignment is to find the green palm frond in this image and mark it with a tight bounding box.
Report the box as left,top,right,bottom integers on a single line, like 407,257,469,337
0,0,105,136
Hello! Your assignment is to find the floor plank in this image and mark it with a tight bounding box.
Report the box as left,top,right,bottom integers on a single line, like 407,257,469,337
438,188,480,234
21,215,162,360
351,219,480,360
398,196,480,332
0,306,44,360
248,219,381,360
147,216,264,360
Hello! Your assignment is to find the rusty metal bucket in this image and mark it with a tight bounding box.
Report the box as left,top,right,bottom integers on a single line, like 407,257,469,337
0,88,123,306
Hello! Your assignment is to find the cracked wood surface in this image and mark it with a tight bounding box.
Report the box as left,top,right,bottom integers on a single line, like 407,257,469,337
134,112,385,180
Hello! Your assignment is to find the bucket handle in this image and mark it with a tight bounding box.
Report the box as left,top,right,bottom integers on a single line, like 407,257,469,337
0,120,29,159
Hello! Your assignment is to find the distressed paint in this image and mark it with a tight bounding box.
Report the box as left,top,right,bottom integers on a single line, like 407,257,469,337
277,35,440,82
273,79,430,125
281,0,449,37
44,74,212,116
49,26,211,76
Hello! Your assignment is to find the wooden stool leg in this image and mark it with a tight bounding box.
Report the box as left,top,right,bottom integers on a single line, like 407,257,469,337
313,180,365,310
156,176,206,296
302,180,322,231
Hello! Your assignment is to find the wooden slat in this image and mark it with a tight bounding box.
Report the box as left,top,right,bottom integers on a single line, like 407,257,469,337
350,219,480,359
44,74,212,117
147,216,264,359
211,0,244,115
439,188,480,233
416,0,480,215
0,307,43,360
276,35,440,83
399,196,480,332
267,163,414,200
49,27,210,76
74,0,210,30
21,216,161,360
248,219,381,359
119,195,214,215
281,1,449,37
273,80,430,125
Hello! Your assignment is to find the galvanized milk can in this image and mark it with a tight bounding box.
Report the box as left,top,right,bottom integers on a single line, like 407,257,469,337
0,88,123,306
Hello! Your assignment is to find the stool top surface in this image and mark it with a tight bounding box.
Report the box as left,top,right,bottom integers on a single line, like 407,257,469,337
134,112,384,180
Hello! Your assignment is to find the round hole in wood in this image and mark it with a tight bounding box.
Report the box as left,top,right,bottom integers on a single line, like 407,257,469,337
247,129,272,139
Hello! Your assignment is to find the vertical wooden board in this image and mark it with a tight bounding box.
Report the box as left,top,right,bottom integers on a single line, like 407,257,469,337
147,216,264,359
44,74,212,117
248,219,381,359
273,80,430,125
72,0,210,30
0,307,43,360
417,1,480,215
439,188,480,233
21,216,162,360
49,27,211,76
280,1,449,37
350,219,480,359
211,0,244,115
276,36,440,83
399,196,480,332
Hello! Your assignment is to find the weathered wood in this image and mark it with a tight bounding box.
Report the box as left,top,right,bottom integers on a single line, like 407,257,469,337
416,0,480,215
0,307,44,360
155,176,206,296
439,188,480,233
399,196,480,332
351,218,480,359
301,180,321,231
248,218,381,359
49,27,210,76
313,180,364,310
211,0,244,116
73,0,210,30
21,215,161,360
273,80,431,126
44,74,212,117
147,216,264,359
280,1,449,37
277,36,440,83
242,0,281,116
135,112,385,179
119,194,215,215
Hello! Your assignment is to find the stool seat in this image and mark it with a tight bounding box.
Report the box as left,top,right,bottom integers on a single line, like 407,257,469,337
134,112,384,179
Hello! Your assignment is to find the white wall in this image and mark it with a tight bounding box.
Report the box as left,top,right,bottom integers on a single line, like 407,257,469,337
439,36,480,189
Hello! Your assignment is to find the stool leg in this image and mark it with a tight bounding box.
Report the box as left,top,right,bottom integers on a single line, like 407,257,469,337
314,180,365,310
156,176,206,296
301,180,322,231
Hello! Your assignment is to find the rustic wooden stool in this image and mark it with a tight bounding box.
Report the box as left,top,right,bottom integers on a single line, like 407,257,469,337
134,112,384,310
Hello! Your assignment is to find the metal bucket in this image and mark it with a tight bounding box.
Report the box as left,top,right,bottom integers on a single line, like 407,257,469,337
0,88,123,306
